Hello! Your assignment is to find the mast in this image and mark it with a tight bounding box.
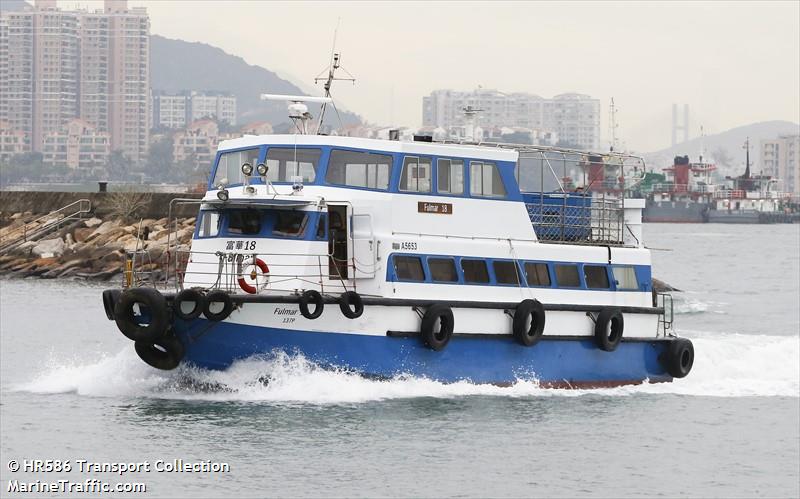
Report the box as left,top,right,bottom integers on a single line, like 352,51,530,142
743,137,751,179
609,97,618,152
314,23,356,134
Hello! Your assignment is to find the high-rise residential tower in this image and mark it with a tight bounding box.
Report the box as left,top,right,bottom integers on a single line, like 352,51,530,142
0,0,149,163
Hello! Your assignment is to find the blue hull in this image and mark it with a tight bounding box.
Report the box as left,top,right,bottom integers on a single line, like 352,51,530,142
174,319,673,387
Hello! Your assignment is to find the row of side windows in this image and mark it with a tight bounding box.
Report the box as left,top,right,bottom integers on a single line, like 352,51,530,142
214,147,508,198
391,254,642,291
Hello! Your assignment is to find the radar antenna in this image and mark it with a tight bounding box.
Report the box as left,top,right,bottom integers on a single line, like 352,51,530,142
314,21,356,133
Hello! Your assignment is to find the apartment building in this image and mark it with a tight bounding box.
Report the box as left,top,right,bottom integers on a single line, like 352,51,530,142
41,118,111,169
152,92,238,130
422,89,601,150
0,120,30,162
173,119,219,170
761,134,800,196
0,0,149,163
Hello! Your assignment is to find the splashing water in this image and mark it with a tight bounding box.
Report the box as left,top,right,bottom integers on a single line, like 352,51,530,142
13,332,798,403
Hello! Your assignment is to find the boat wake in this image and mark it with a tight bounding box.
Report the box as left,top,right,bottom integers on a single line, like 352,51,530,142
13,333,799,402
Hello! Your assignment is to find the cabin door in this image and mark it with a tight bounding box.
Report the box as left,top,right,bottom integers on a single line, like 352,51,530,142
351,212,376,279
327,205,350,280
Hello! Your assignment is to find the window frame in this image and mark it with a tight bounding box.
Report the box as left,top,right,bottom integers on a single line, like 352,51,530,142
428,257,459,283
492,260,520,286
325,148,393,191
469,160,507,198
461,258,490,284
554,263,582,288
612,265,640,290
399,155,433,193
436,157,465,195
583,264,611,289
393,255,426,282
523,261,552,287
264,146,322,183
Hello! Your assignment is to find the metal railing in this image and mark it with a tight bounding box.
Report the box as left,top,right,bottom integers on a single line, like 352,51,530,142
0,199,92,254
656,292,674,336
524,192,624,245
125,247,366,297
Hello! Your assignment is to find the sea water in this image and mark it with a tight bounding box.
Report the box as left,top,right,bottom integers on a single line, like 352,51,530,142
1,224,798,497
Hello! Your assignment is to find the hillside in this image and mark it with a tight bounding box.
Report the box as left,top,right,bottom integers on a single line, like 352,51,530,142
150,35,361,128
643,120,799,175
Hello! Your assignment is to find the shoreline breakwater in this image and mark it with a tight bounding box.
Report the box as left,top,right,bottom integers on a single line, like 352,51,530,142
0,191,201,281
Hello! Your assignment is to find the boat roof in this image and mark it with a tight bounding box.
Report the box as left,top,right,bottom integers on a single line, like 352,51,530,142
218,134,519,162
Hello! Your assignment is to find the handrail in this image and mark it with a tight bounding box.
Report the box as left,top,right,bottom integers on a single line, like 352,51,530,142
0,198,92,253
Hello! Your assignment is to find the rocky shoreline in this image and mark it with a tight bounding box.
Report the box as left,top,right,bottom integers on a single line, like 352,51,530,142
0,213,195,281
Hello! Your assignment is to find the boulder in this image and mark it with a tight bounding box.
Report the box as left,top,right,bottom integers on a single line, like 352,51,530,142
84,217,103,228
32,238,66,258
73,227,94,243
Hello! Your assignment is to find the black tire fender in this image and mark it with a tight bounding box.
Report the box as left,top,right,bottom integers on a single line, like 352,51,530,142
339,291,364,319
299,290,324,320
134,333,185,370
594,307,624,352
102,289,121,321
421,304,454,351
513,299,546,346
114,287,169,343
664,338,694,378
204,290,234,322
173,288,206,321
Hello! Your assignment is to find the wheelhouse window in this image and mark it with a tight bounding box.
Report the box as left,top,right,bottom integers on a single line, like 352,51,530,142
469,161,507,198
429,258,458,282
227,210,262,235
584,265,610,289
265,147,321,183
399,156,432,192
394,256,425,281
437,158,464,195
613,266,639,290
493,260,520,285
273,211,308,237
326,150,392,190
524,262,551,287
554,264,581,287
197,210,220,238
213,148,260,187
461,259,489,283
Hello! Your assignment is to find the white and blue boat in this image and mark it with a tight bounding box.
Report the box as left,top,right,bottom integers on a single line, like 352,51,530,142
104,93,693,388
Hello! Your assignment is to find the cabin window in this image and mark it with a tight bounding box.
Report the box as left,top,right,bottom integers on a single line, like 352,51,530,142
326,150,392,190
429,258,458,282
265,147,321,183
461,259,490,283
197,211,220,238
524,262,551,286
613,266,639,290
214,148,260,187
584,265,610,289
399,156,432,192
469,161,507,198
394,256,425,281
437,158,464,195
273,211,308,237
315,213,327,240
227,210,262,235
493,261,520,285
554,264,581,287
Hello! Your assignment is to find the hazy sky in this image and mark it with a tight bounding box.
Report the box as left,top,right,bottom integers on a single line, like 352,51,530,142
69,0,799,152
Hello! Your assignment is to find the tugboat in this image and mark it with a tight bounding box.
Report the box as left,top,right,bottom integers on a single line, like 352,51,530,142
643,154,717,223
101,64,694,387
707,138,799,224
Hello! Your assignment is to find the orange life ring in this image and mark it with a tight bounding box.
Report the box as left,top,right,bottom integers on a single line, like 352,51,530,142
237,257,270,294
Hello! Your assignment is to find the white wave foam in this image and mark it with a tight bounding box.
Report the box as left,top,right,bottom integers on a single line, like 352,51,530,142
12,334,799,402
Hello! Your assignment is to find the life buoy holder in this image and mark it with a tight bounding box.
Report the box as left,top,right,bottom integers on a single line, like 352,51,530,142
237,257,270,294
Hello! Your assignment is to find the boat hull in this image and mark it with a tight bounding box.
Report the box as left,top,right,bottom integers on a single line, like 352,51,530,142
643,200,708,223
173,319,673,387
